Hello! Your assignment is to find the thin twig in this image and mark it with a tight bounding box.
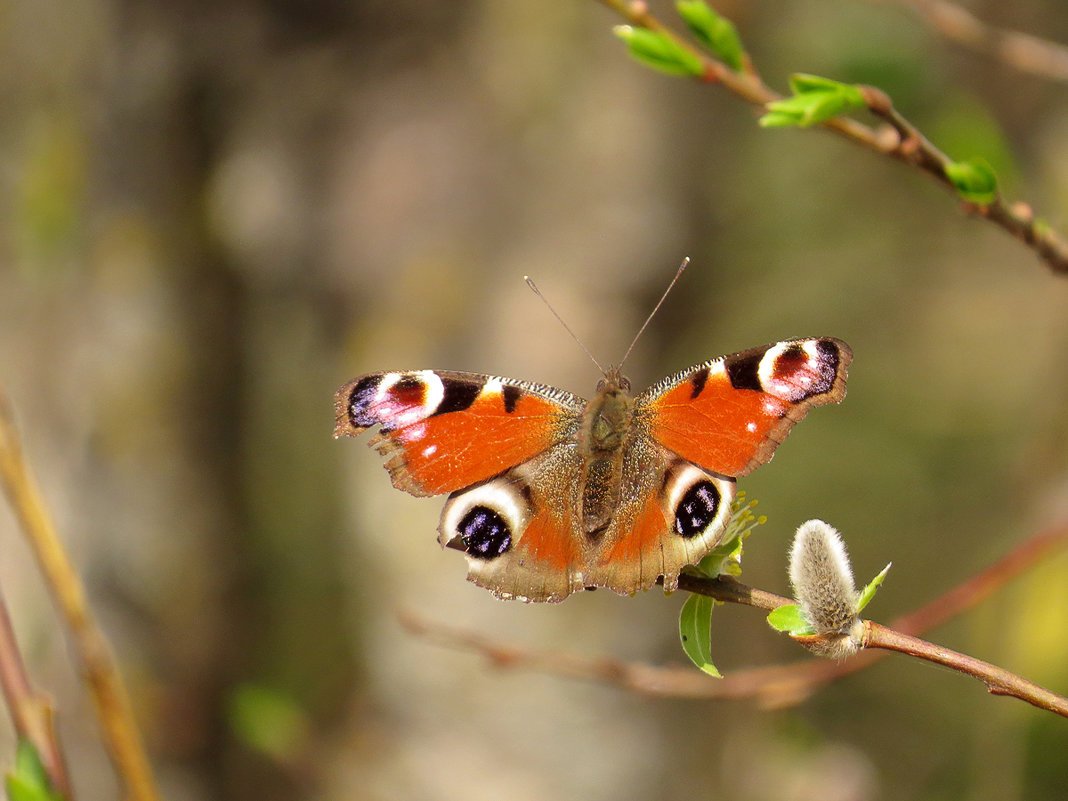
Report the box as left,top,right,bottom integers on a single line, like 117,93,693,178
676,573,791,609
857,85,1068,272
0,585,73,798
863,621,1068,716
0,391,162,801
593,0,1068,275
408,522,1068,715
398,607,803,699
747,520,1068,706
875,0,1068,84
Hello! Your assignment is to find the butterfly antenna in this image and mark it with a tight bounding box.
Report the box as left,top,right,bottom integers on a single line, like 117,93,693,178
618,256,690,369
524,276,606,375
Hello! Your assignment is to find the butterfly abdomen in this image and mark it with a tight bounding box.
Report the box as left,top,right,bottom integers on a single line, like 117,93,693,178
577,376,636,536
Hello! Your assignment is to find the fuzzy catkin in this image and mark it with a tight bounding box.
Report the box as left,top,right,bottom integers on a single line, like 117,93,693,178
789,519,859,635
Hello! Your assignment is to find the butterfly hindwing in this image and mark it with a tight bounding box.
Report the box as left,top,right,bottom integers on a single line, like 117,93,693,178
638,338,851,477
438,444,587,601
334,370,585,496
587,447,738,596
436,439,738,601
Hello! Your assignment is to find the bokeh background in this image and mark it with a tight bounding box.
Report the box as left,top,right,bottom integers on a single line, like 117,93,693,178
2,0,1068,799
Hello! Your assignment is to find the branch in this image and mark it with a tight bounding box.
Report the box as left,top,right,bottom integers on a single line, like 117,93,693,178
408,522,1068,715
397,607,822,700
594,0,1068,275
0,391,162,801
862,621,1068,716
858,86,1068,272
0,584,73,798
876,0,1068,84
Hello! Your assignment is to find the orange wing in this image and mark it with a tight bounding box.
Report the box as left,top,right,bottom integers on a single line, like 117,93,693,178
334,370,584,496
638,338,851,477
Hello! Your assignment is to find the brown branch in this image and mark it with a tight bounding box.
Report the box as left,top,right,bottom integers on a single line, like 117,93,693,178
863,621,1068,716
681,524,1068,716
0,391,162,801
876,0,1068,84
857,86,1068,272
397,607,825,700
0,584,73,798
593,0,1068,275
676,573,790,609
409,522,1068,714
399,601,878,705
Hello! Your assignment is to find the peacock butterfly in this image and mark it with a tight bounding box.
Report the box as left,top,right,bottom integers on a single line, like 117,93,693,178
334,272,851,602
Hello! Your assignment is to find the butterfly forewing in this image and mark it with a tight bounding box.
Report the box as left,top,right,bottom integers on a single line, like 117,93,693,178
334,370,585,496
637,338,851,477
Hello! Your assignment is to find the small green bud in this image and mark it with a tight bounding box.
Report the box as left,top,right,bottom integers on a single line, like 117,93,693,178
945,157,999,205
760,74,866,128
613,25,704,77
675,0,746,72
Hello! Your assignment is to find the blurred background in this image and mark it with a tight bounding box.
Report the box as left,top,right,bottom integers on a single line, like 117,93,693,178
1,0,1068,799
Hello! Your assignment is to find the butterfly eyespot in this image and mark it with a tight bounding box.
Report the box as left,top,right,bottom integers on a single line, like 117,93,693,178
345,371,448,434
757,340,843,402
347,375,386,429
674,480,722,539
458,505,513,560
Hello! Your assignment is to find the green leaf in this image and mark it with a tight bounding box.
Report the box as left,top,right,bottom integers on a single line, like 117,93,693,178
694,531,743,577
613,26,704,77
12,741,49,789
5,740,64,801
679,594,722,677
5,776,42,801
228,684,309,761
675,1,745,72
757,110,804,129
787,73,853,95
767,604,816,636
856,563,892,613
759,73,866,128
944,157,999,204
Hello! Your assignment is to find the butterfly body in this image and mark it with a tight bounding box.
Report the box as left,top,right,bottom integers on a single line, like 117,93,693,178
335,338,851,602
577,369,634,535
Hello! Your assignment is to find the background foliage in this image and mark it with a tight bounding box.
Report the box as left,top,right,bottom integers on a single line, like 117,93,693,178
1,0,1067,799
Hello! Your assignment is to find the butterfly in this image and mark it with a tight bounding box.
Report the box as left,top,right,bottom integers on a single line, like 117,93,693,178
334,330,851,602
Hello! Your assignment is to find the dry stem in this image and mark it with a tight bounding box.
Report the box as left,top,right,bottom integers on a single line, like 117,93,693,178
0,391,162,801
876,0,1068,84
